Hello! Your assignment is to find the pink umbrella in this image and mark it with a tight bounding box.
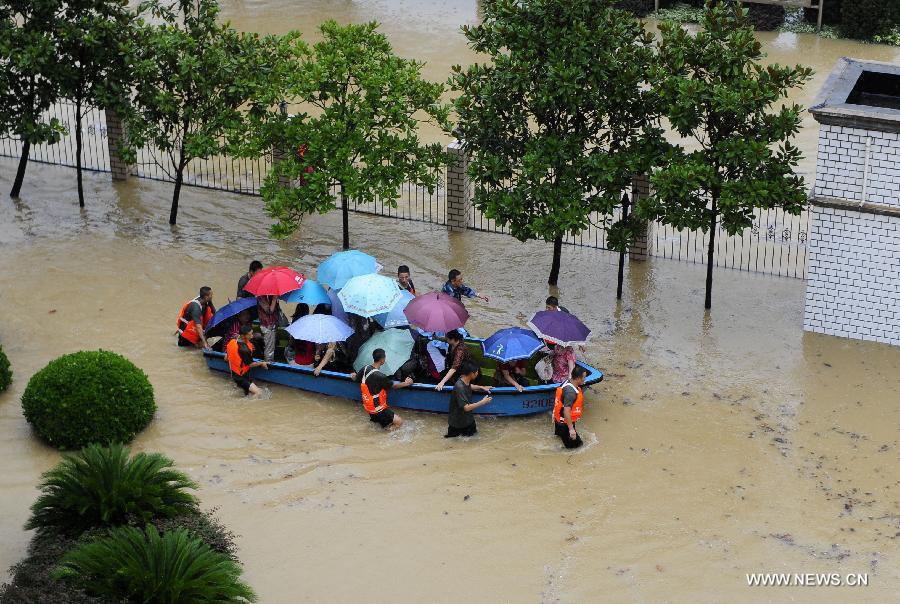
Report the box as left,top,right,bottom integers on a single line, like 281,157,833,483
403,291,469,333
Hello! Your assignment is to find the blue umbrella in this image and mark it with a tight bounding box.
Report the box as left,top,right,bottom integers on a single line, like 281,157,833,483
205,297,257,337
285,314,354,344
374,290,414,328
326,288,350,324
338,273,402,318
481,327,543,362
281,279,331,306
317,250,379,289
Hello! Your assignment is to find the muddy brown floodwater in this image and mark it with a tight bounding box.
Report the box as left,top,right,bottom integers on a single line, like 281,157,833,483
2,3,900,602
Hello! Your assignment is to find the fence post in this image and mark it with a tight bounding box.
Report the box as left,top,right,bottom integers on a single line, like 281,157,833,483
271,144,293,189
105,109,130,181
629,173,653,261
446,140,470,232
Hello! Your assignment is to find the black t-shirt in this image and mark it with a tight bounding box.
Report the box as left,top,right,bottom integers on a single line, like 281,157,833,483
448,378,474,429
236,273,253,299
355,365,393,394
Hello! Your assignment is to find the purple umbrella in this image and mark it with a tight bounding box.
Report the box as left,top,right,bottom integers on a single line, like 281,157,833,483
527,310,591,347
326,288,350,324
403,291,469,333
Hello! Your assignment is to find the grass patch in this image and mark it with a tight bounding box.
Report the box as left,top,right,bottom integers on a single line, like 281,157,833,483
653,3,704,24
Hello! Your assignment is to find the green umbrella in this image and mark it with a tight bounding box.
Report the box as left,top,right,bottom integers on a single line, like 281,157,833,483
353,328,414,377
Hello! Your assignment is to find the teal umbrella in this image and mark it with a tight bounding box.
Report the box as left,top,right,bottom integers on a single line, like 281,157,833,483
353,328,414,376
338,273,402,318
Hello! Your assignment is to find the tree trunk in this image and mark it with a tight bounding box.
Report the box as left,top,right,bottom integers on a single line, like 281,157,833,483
617,193,631,300
169,145,187,225
75,97,84,208
548,235,563,286
340,182,350,250
10,140,30,198
704,196,718,310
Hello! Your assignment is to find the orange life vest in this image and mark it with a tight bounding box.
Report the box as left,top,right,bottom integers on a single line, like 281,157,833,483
177,298,213,345
360,366,388,415
553,382,584,424
226,338,253,377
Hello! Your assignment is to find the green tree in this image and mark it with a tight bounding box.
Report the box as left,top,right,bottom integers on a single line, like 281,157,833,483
257,20,450,250
57,0,134,208
0,0,66,197
451,0,661,286
643,1,812,309
123,0,299,225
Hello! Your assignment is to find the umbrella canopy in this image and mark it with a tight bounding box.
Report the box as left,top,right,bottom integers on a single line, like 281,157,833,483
527,310,591,346
353,328,414,377
338,274,402,318
373,290,414,328
244,266,305,297
481,327,543,362
285,314,354,344
316,250,379,289
205,297,257,338
326,288,350,324
403,292,469,333
281,279,330,306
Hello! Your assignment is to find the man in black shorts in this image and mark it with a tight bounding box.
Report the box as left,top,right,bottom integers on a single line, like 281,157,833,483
226,325,269,396
352,348,413,429
445,361,493,438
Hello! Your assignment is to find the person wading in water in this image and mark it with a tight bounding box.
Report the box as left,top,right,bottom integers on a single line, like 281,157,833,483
226,324,269,396
351,348,413,430
553,366,587,449
177,286,215,349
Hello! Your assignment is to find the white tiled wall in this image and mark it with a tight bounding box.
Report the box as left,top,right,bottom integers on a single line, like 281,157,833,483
803,205,900,345
814,124,900,209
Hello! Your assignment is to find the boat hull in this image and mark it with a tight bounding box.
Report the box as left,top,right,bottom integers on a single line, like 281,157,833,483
203,349,603,417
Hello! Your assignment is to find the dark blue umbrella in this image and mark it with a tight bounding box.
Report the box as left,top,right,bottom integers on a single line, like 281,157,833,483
206,297,257,337
482,327,543,362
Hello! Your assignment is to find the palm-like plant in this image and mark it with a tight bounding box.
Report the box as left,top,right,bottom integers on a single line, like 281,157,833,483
53,525,256,603
26,443,199,535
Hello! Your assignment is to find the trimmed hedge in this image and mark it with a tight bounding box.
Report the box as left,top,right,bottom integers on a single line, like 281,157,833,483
0,344,11,393
21,350,155,450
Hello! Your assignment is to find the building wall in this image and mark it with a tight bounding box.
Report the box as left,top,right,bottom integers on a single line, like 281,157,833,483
803,204,900,345
814,123,900,209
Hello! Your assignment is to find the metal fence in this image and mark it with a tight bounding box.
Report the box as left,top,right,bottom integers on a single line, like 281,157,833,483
0,101,809,278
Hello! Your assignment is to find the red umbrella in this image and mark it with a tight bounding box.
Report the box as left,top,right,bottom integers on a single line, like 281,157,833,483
243,266,305,297
403,291,469,333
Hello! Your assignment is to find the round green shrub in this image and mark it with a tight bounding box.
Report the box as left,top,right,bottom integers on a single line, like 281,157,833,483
0,343,11,393
21,350,155,450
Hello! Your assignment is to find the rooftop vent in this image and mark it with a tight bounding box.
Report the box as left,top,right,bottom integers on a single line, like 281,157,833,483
847,70,900,111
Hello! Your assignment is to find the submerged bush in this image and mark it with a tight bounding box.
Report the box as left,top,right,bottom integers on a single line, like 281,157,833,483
21,350,155,449
841,0,900,40
54,525,256,604
26,443,198,536
0,344,11,393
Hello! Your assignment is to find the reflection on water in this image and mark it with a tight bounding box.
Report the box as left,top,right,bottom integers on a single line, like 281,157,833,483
1,158,898,602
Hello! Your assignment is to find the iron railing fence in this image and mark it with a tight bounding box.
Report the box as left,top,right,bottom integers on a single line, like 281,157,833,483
1,101,809,278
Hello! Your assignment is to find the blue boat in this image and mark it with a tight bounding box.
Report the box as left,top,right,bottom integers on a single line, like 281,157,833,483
203,339,603,416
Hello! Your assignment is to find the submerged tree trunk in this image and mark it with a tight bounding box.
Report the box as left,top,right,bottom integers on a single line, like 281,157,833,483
704,196,718,310
548,235,563,286
75,98,84,208
170,144,187,225
10,140,31,198
617,193,631,300
340,182,350,250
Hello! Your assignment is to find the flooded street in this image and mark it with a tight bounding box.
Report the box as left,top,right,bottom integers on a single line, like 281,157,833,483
1,158,899,602
2,2,900,602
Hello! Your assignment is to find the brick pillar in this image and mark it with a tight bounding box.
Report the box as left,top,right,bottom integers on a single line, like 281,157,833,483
446,140,470,232
271,145,293,188
105,109,130,181
628,173,653,261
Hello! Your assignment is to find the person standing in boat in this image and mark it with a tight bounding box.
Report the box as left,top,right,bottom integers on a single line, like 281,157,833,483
351,348,413,430
553,366,587,449
397,265,416,296
434,329,473,391
445,361,493,438
237,261,263,299
545,296,569,314
226,325,269,396
256,294,281,363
